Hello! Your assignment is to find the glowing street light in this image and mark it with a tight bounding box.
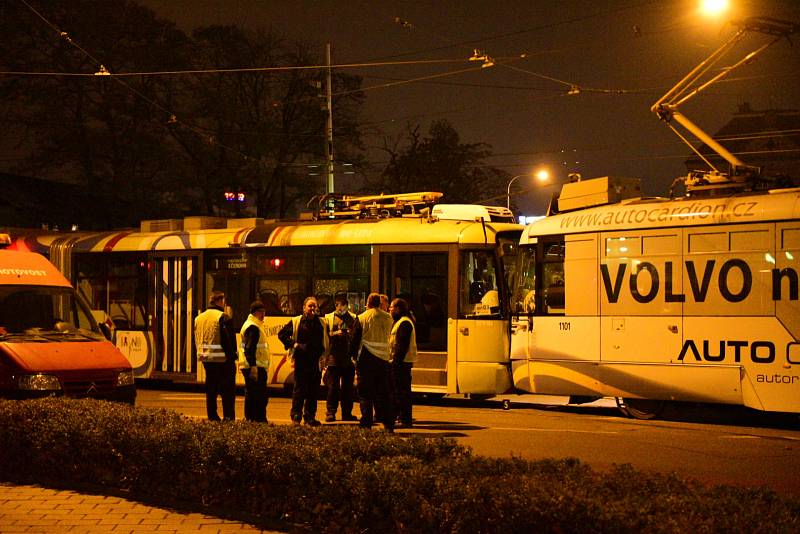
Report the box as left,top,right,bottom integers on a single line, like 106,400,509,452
535,169,550,183
507,168,551,210
699,0,729,17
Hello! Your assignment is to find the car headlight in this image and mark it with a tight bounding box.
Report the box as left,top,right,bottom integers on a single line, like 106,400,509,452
18,374,62,391
116,370,135,387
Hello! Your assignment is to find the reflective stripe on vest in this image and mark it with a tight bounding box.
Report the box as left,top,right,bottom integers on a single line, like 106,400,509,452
195,309,227,363
239,314,270,368
390,316,417,364
357,307,393,361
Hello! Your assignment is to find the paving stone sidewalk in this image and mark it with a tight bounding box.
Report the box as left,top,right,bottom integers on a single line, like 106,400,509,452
0,482,278,533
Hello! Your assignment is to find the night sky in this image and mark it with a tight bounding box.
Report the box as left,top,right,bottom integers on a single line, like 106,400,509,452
130,1,800,213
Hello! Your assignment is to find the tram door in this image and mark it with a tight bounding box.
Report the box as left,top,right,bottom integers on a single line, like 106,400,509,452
378,248,450,393
151,254,200,378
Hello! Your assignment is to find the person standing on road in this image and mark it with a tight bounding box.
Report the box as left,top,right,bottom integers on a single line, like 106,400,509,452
278,296,328,426
323,294,357,422
239,300,270,422
351,292,395,432
390,298,417,428
195,291,237,421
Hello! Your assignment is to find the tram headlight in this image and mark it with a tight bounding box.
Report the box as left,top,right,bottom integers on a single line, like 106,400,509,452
17,373,62,391
116,370,135,387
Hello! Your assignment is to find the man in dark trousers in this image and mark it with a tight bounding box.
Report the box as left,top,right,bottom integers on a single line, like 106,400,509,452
278,296,328,426
390,298,417,428
194,291,237,421
350,292,395,432
323,294,357,422
239,300,270,422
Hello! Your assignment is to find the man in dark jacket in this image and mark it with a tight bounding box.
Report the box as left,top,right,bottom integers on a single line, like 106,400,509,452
278,296,328,426
323,294,357,422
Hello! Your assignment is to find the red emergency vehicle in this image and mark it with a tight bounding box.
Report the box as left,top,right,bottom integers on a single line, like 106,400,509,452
0,234,135,403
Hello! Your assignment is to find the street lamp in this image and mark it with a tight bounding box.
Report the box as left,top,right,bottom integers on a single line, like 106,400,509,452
699,0,729,17
506,169,551,210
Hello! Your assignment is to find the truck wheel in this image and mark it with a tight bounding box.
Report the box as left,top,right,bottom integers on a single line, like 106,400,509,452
617,398,664,420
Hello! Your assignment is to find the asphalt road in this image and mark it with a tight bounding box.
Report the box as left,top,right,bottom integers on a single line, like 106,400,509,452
136,388,800,498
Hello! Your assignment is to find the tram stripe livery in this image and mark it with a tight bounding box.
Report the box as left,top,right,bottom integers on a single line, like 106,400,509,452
13,197,522,397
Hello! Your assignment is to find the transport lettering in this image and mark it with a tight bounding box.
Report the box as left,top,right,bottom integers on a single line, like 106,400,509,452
678,339,775,363
756,374,800,384
559,201,758,230
0,268,48,276
600,260,797,304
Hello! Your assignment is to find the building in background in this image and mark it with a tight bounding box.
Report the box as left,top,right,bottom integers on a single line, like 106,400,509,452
684,104,800,182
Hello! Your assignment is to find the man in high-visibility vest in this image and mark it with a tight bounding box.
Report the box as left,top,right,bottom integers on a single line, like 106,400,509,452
239,300,270,422
350,292,395,432
194,291,237,421
389,298,417,428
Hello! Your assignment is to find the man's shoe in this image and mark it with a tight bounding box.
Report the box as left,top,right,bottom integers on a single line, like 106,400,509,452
325,414,336,423
341,414,358,422
305,419,322,427
396,421,413,429
291,419,301,426
382,425,395,434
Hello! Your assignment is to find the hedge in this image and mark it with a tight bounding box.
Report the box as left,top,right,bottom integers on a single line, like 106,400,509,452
0,398,798,532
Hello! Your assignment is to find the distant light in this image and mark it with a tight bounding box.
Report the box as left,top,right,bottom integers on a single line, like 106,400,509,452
269,258,284,270
518,215,546,225
699,0,729,17
224,192,245,202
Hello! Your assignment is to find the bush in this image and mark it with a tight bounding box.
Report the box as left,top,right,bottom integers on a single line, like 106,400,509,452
0,398,798,532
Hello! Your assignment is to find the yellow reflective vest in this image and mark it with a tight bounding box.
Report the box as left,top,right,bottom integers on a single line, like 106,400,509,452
239,314,270,369
390,316,417,364
357,307,393,362
194,308,227,363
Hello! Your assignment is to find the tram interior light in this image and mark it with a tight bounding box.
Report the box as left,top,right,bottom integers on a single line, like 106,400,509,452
269,258,284,270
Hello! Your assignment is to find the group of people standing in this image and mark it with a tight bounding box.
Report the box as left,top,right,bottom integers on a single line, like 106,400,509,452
194,290,417,433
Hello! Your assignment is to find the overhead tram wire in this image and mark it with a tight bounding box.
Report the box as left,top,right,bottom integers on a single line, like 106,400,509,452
17,0,257,165
15,0,501,170
357,0,662,63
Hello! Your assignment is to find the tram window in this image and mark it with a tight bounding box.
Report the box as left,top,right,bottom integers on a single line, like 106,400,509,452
313,250,370,314
605,237,641,257
257,278,303,316
460,251,501,318
314,253,369,275
254,252,305,275
542,242,565,315
74,253,148,330
512,245,536,314
314,278,368,315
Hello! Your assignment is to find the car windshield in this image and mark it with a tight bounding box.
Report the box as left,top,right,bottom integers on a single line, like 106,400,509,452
0,285,104,341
